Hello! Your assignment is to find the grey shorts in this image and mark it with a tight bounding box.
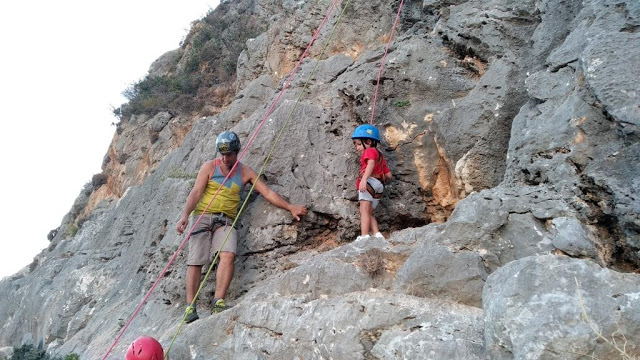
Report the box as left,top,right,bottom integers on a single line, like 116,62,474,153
358,177,384,209
187,213,238,266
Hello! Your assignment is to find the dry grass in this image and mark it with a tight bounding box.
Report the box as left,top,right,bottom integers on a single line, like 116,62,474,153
281,261,298,271
225,312,238,335
358,248,385,278
574,277,638,359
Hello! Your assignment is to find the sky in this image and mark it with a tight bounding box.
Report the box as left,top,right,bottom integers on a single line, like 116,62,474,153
0,0,220,279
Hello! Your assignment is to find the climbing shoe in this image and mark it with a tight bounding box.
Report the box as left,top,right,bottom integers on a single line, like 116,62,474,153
212,298,226,313
184,305,199,324
355,234,371,242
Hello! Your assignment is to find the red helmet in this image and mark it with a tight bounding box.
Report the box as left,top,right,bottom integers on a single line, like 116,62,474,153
125,336,164,360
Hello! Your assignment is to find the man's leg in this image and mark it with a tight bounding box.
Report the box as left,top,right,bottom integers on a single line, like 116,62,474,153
359,200,372,236
211,224,238,301
213,252,235,299
186,214,213,305
186,265,203,304
184,264,203,323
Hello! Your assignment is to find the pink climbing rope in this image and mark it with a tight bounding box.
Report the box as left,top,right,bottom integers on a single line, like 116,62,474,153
369,0,406,125
102,0,342,358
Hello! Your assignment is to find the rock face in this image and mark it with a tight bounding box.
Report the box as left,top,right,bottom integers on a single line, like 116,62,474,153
0,0,639,359
169,291,485,360
484,255,640,359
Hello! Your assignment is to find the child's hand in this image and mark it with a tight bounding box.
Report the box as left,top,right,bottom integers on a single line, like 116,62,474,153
359,178,367,193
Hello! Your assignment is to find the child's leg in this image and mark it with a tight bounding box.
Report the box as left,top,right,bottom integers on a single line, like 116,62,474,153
359,200,372,236
369,206,379,234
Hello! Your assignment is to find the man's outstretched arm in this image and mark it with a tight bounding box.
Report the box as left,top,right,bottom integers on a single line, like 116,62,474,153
243,166,307,220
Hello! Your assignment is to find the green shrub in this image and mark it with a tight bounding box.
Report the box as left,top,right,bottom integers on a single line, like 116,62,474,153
394,100,411,108
67,225,79,237
9,345,78,360
11,344,48,360
115,6,265,117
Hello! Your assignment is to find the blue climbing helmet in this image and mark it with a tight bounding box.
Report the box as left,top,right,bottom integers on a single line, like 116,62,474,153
216,131,241,154
351,124,381,142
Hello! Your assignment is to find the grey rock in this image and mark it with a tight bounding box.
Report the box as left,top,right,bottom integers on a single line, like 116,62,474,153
436,58,526,193
148,48,183,77
547,22,586,69
1,0,639,358
148,111,173,133
551,217,597,258
393,186,573,307
438,0,539,60
525,67,574,101
236,232,410,303
236,32,269,92
504,0,640,267
396,241,488,307
443,186,569,265
484,255,640,360
582,32,640,136
584,144,640,252
530,0,584,62
0,347,12,360
167,291,485,360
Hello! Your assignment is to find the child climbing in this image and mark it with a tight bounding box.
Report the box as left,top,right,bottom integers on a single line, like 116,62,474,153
352,124,392,241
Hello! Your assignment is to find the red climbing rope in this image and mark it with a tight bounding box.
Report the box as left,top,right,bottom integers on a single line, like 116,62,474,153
102,0,342,358
369,0,405,125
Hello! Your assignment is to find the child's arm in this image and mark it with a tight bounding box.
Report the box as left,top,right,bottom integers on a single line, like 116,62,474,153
384,170,392,181
359,159,376,192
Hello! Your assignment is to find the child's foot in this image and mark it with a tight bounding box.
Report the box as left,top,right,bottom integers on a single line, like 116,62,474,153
373,232,385,239
355,234,370,241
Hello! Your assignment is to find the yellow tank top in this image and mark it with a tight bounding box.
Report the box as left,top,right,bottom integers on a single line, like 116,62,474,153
192,159,244,219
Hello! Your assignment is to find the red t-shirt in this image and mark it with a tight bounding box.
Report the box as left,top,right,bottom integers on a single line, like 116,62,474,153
356,147,390,189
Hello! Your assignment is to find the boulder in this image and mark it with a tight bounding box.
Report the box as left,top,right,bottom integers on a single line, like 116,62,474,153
0,347,13,360
550,217,597,258
167,291,485,360
484,255,640,359
396,238,488,308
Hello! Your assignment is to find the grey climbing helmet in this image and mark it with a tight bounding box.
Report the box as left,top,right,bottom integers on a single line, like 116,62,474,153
216,131,241,154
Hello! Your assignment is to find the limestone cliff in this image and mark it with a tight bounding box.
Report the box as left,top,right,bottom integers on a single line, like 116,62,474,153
1,0,639,359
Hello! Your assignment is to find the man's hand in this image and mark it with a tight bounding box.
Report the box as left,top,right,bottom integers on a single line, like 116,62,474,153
289,204,308,221
176,216,189,234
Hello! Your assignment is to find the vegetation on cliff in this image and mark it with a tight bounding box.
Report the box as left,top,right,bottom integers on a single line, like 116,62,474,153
115,3,264,117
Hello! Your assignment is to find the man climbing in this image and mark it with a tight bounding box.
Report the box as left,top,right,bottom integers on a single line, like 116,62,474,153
176,130,307,323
